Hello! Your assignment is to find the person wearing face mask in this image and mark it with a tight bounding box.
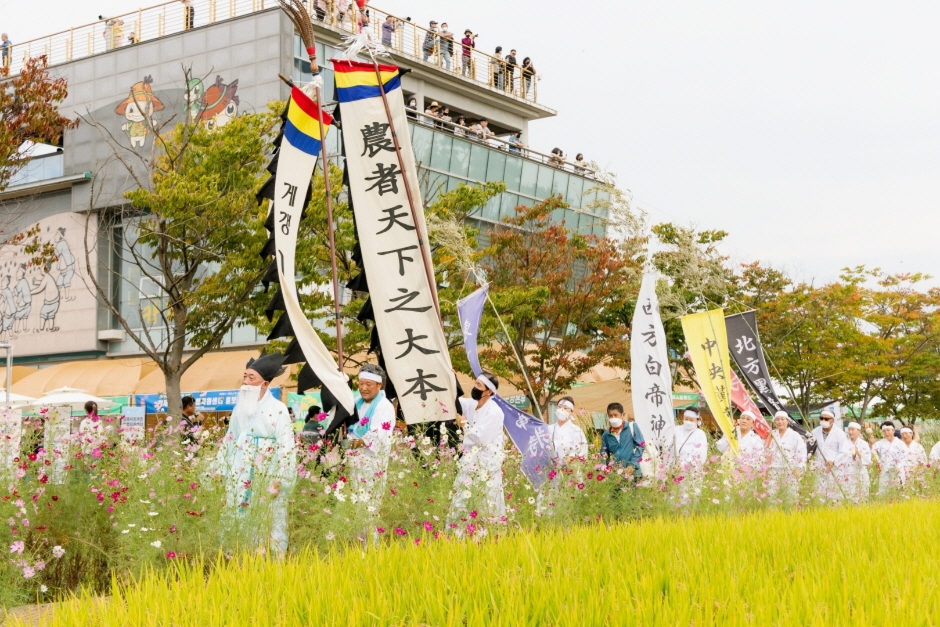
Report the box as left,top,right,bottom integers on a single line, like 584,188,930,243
448,371,506,526
211,352,296,554
547,397,588,462
765,410,807,503
600,402,645,477
673,407,708,468
345,364,396,536
871,422,907,496
840,421,872,502
810,409,850,501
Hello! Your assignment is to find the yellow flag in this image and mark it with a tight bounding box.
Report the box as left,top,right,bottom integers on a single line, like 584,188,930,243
681,309,738,455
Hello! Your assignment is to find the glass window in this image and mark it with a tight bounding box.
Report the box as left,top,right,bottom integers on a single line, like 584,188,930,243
410,124,433,165
447,176,462,192
551,206,567,228
486,150,507,184
450,137,471,178
430,132,453,171
481,193,501,222
552,171,570,200
468,144,489,182
503,155,523,192
566,175,585,208
536,166,554,200
519,160,539,196
500,193,521,221
593,220,606,239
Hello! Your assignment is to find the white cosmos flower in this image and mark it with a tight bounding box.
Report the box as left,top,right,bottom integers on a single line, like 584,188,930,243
150,540,162,549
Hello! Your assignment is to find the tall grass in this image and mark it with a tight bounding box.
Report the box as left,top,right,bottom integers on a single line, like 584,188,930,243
19,499,940,627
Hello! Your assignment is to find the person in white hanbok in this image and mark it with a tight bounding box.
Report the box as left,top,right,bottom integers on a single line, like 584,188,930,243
898,427,928,488
669,408,708,503
716,411,765,467
839,422,872,502
211,353,297,555
766,411,807,503
811,410,851,501
345,364,395,533
547,397,588,461
870,422,907,496
931,440,940,464
449,372,506,526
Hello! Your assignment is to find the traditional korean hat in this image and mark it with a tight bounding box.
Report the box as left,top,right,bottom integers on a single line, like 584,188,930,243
246,352,287,382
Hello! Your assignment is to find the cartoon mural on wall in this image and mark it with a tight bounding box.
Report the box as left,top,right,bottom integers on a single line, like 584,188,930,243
0,214,99,355
115,76,165,148
196,75,239,130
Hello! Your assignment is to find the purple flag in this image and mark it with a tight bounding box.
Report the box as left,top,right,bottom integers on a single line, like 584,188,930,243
456,286,557,489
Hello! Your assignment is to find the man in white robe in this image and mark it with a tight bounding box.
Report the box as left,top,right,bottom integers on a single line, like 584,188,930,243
871,422,907,496
673,408,708,468
547,396,588,461
345,364,395,532
716,411,765,467
766,411,807,503
449,372,506,527
898,426,928,487
811,409,850,502
840,422,872,502
212,353,296,554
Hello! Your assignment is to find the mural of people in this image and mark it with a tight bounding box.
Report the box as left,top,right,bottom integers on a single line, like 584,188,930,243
30,262,60,333
0,276,17,341
197,75,239,130
54,227,76,301
115,75,165,148
13,264,32,334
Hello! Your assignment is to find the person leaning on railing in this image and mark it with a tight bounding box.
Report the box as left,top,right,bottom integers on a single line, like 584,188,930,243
0,34,10,68
461,30,476,77
521,57,536,97
491,46,505,89
422,20,439,61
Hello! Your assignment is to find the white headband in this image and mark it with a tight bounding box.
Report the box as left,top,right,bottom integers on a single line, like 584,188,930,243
739,411,755,420
847,422,862,430
881,424,894,430
900,427,913,435
820,410,834,419
683,409,699,419
557,399,574,411
359,371,383,384
477,374,497,393
774,410,789,419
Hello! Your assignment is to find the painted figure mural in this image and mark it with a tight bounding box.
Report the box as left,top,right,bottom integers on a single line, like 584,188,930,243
115,75,165,148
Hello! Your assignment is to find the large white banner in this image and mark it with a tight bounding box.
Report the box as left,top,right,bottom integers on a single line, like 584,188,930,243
334,59,456,423
631,272,675,455
272,87,354,414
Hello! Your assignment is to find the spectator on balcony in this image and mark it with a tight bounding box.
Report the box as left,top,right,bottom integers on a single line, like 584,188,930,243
381,15,396,47
573,153,588,173
491,46,505,90
406,97,418,120
181,0,194,30
453,116,468,138
507,131,525,156
468,120,483,141
504,49,518,93
127,31,138,45
437,106,453,129
1,34,11,68
314,0,327,21
439,24,455,71
521,57,536,96
461,31,476,77
479,120,494,144
422,21,439,62
549,148,566,168
422,101,440,127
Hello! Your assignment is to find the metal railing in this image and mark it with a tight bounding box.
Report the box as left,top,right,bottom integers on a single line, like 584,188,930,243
1,0,540,103
408,109,595,179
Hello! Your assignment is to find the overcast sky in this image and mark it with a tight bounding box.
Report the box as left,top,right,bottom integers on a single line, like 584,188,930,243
8,1,940,286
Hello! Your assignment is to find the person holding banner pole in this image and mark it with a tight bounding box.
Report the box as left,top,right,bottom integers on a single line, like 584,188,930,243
810,409,850,502
765,411,807,504
449,372,506,529
717,411,763,467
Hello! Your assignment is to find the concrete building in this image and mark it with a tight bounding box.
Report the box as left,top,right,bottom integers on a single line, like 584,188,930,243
0,1,609,373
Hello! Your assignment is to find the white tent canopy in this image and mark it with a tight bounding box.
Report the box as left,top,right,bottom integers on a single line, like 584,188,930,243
20,387,116,412
1,391,35,404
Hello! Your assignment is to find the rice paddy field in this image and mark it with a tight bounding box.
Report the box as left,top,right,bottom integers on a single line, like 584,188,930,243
11,499,940,627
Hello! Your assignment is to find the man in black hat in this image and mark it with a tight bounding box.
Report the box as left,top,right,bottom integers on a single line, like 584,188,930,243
211,352,296,554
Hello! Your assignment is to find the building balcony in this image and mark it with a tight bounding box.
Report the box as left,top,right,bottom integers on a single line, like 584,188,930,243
7,151,64,187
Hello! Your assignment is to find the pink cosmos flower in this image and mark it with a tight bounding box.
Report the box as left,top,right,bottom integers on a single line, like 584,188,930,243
394,528,406,536
377,527,386,534
359,418,369,426
10,541,24,554
166,551,177,559
382,422,392,431
22,566,35,579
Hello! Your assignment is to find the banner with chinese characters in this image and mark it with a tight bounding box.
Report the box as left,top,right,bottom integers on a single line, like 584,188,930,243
334,59,456,423
457,285,556,489
681,309,738,455
257,86,355,416
724,310,785,417
630,272,675,456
